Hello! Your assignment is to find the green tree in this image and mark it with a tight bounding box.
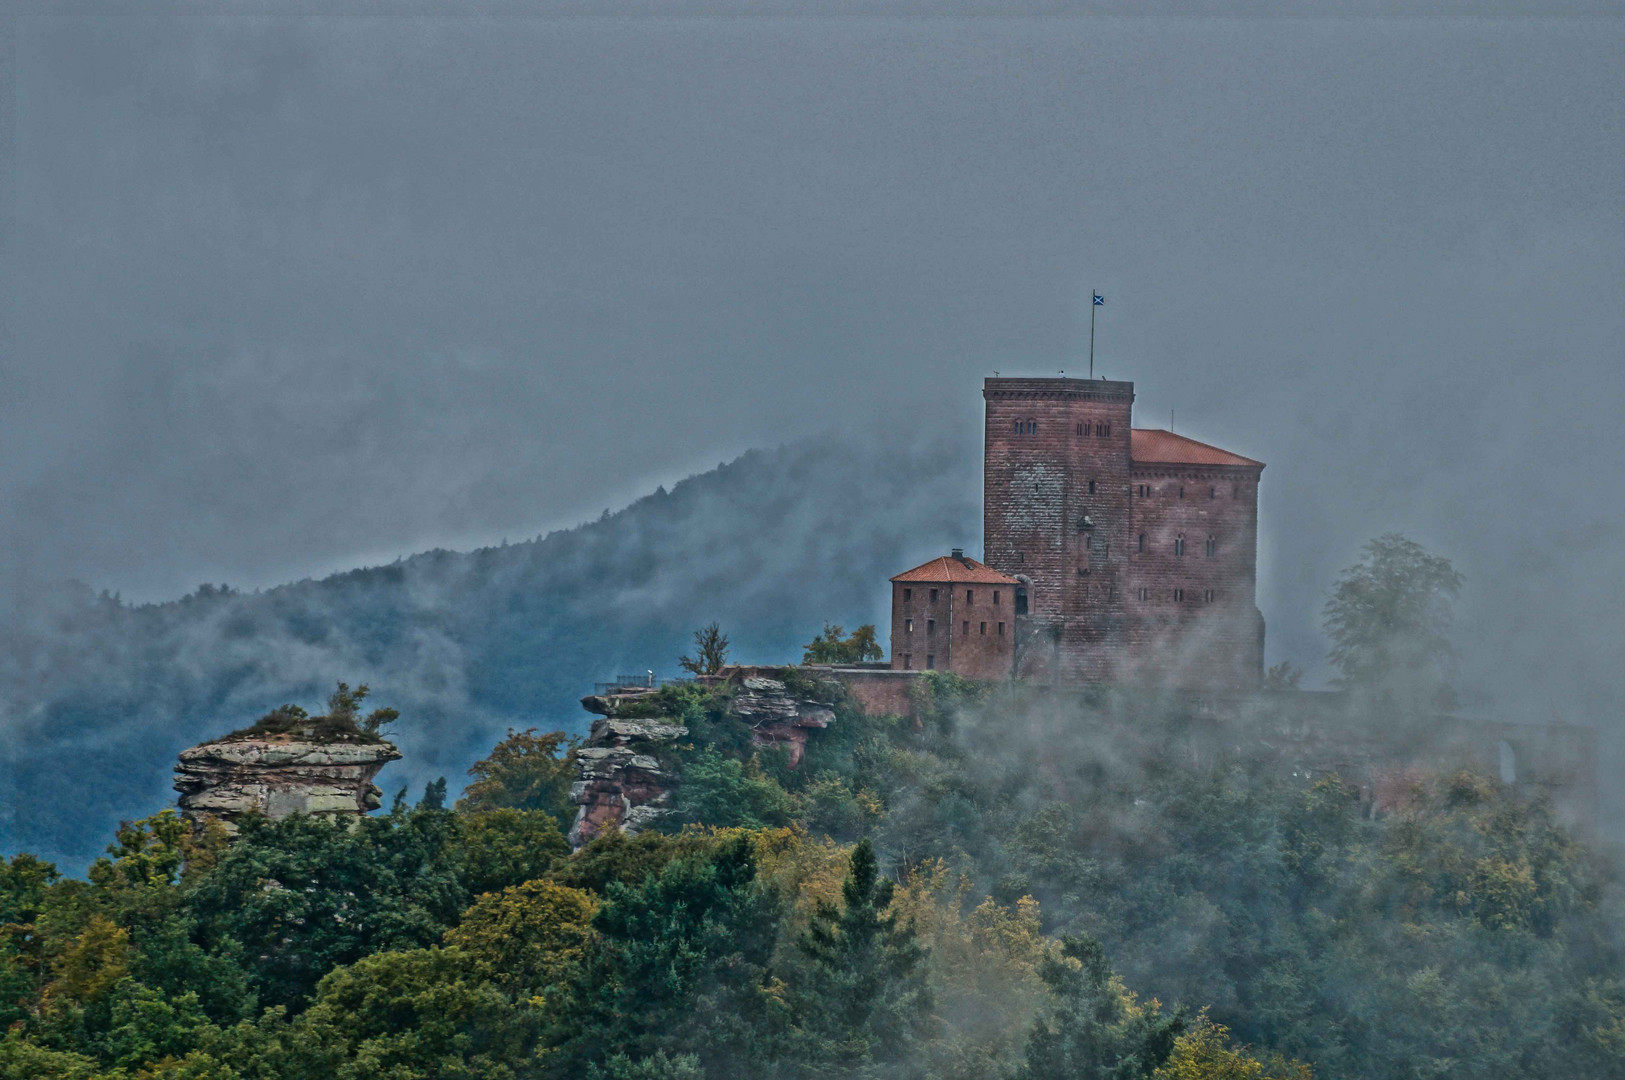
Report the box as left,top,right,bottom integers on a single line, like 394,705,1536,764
795,837,932,1071
674,750,793,830
185,810,466,1009
445,880,598,997
802,623,884,665
677,622,730,677
1014,934,1185,1080
555,835,786,1074
456,728,579,830
455,809,571,897
1322,534,1462,707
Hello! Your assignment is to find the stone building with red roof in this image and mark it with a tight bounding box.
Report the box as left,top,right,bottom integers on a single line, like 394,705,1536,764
888,376,1265,688
889,550,1020,679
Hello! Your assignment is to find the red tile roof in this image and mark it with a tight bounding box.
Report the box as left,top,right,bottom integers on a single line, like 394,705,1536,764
891,555,1021,585
1130,429,1263,469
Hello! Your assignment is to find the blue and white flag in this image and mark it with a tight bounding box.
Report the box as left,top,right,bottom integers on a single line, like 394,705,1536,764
1093,293,1105,306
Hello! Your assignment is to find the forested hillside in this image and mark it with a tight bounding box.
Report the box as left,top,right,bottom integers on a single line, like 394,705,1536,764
0,434,976,868
2,675,1620,1079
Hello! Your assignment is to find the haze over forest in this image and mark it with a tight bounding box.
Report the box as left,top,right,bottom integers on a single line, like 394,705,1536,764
2,10,1623,862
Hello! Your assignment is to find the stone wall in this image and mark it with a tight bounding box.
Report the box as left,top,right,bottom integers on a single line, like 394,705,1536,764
983,377,1136,683
1123,464,1263,689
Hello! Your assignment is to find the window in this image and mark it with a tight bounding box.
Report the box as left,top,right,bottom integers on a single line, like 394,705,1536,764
1136,484,1149,497
1098,423,1111,437
993,590,1000,605
1204,589,1215,603
1174,534,1186,557
966,589,974,604
1102,542,1110,559
1209,486,1216,499
929,588,938,603
1232,484,1239,498
997,622,1005,636
1204,535,1216,557
1088,479,1096,494
1174,588,1185,602
980,621,987,635
1077,422,1089,436
962,620,970,636
927,619,935,636
1018,552,1025,563
1178,485,1185,499
926,654,935,669
905,618,914,633
903,653,912,669
903,587,911,602
1137,587,1150,601
1137,533,1145,553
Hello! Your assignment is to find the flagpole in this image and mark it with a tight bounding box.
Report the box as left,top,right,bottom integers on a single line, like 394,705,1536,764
1089,291,1096,379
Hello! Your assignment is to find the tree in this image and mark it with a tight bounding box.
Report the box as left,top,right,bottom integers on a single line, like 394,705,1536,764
1153,1016,1312,1080
678,622,730,677
673,750,793,831
1014,934,1185,1080
293,946,547,1078
555,835,786,1074
454,809,571,897
1322,534,1462,707
455,729,579,830
185,810,466,1009
795,837,932,1070
801,623,884,665
444,880,599,996
1262,662,1302,691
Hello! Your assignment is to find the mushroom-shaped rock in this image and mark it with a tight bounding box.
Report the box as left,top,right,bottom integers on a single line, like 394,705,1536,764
174,731,400,833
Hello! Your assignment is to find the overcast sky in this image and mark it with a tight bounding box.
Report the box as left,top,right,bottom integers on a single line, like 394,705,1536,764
2,5,1622,711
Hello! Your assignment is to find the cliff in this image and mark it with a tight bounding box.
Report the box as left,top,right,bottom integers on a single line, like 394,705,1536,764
568,667,840,847
173,729,400,831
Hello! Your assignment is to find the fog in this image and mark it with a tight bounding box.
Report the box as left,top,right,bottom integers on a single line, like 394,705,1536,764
2,7,1622,854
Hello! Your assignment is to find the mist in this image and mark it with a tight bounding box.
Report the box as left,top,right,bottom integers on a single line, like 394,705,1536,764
1,10,1622,858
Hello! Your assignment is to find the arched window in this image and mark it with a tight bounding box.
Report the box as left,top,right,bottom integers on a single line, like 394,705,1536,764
1204,535,1216,557
1174,534,1186,557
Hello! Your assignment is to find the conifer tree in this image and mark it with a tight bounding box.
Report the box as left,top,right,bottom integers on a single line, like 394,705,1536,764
796,837,932,1071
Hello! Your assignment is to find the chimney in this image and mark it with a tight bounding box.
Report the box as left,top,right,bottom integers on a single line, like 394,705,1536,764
951,547,966,562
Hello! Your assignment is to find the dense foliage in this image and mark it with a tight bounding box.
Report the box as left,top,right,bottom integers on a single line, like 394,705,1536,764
2,671,1620,1079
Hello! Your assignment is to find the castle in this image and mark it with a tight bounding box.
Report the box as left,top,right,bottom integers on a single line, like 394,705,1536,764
891,376,1265,689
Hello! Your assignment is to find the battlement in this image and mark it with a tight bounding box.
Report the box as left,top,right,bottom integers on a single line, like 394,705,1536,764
983,376,1135,402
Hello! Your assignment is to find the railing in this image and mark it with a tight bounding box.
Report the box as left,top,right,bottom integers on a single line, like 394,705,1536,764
591,675,694,695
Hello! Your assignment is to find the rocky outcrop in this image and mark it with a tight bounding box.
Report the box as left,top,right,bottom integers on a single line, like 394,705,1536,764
567,703,686,848
567,668,843,848
729,672,836,769
174,735,400,832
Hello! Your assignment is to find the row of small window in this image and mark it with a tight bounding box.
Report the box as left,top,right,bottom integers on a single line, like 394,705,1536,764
1134,588,1219,603
900,587,1001,606
903,618,1006,637
1008,420,1114,437
901,655,935,670
1138,534,1218,556
1136,483,1242,500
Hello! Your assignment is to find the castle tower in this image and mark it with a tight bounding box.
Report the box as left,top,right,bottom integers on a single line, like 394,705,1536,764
982,377,1136,682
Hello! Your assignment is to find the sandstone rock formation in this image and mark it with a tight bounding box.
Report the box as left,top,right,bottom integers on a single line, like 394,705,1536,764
567,701,686,848
730,672,836,769
174,733,400,832
567,667,842,848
